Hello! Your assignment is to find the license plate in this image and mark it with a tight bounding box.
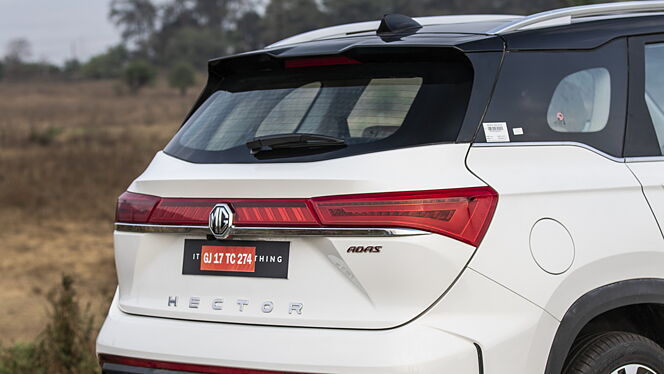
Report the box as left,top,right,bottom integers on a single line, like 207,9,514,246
182,239,289,279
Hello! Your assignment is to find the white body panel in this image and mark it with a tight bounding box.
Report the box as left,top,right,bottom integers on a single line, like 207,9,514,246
129,144,481,198
115,231,474,328
465,144,664,319
98,142,664,372
115,144,486,329
628,160,664,237
99,267,557,373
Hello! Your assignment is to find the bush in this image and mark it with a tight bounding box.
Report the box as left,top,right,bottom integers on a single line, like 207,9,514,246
168,61,196,95
0,275,99,374
82,45,129,80
0,344,37,374
122,60,156,94
28,126,62,146
62,59,82,80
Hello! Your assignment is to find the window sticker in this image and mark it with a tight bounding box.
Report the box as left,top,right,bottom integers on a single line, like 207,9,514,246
483,122,510,142
512,127,524,136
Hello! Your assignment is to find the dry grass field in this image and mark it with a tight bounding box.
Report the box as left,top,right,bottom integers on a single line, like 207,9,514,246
0,79,199,343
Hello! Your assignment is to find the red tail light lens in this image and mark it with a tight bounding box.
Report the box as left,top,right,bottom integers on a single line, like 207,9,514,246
115,187,497,246
149,199,217,225
115,192,160,223
99,354,296,374
312,188,498,246
232,200,318,227
130,198,320,227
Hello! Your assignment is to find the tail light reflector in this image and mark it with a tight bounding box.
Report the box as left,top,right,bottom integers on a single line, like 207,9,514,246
312,188,497,246
115,187,497,246
99,354,298,374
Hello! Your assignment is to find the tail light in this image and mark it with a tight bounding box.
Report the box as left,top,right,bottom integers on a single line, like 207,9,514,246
149,199,218,225
115,187,497,246
232,200,319,226
99,354,296,374
115,192,160,223
312,188,496,246
144,199,319,226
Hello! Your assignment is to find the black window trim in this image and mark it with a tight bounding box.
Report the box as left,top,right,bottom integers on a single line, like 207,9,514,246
625,33,664,159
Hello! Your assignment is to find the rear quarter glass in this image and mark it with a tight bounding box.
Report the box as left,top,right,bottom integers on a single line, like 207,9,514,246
164,50,475,163
480,38,628,157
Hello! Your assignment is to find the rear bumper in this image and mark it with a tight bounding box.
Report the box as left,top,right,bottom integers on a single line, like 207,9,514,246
97,292,480,374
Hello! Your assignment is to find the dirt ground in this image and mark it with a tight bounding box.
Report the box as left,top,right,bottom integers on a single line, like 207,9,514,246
0,80,198,343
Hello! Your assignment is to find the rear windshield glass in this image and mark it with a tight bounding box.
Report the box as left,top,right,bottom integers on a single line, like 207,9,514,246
165,59,473,163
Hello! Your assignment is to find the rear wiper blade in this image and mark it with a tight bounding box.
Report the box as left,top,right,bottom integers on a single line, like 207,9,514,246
246,133,346,155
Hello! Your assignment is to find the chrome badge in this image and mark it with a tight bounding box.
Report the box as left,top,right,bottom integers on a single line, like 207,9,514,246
209,203,233,239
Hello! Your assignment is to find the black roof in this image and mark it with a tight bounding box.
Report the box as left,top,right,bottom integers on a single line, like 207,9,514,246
210,13,664,66
502,14,664,50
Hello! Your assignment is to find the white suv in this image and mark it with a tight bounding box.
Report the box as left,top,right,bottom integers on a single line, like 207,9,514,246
97,2,664,374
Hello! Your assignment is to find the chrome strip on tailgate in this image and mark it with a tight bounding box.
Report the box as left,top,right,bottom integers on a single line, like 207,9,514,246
114,223,429,237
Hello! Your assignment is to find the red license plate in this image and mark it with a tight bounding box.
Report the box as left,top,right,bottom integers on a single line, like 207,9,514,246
200,246,256,272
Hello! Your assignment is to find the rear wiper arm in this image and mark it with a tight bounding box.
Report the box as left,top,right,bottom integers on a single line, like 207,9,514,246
246,133,346,155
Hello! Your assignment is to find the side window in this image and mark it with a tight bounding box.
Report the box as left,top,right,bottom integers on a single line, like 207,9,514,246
644,43,664,154
547,68,610,133
481,38,627,157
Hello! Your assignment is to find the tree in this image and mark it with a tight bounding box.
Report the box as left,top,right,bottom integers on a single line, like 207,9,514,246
122,60,156,94
191,0,234,28
0,61,4,81
233,10,266,52
262,0,325,45
62,58,81,79
162,27,226,69
153,0,251,62
109,0,158,51
4,38,32,64
159,0,200,30
168,61,196,95
82,45,130,79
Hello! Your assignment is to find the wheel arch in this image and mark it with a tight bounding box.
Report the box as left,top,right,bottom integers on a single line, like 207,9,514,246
544,278,664,374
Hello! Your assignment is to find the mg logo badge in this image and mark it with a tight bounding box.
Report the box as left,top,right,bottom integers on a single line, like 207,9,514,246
209,203,233,239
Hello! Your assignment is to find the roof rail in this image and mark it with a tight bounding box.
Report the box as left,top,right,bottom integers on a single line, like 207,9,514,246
491,0,664,34
267,15,521,48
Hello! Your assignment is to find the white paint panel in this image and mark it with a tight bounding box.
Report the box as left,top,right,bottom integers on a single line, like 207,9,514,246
117,144,486,328
628,161,664,237
419,269,558,374
99,292,480,373
466,145,664,319
115,231,475,329
129,144,483,198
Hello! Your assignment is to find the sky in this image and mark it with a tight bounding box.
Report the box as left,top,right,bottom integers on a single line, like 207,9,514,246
0,0,125,65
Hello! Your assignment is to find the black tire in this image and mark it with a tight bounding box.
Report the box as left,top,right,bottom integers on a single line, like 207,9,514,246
564,331,664,374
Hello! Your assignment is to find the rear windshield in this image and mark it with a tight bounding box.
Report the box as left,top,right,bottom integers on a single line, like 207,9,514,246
165,59,473,163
